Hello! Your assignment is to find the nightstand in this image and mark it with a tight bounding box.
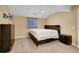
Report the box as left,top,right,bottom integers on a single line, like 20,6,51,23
59,34,72,45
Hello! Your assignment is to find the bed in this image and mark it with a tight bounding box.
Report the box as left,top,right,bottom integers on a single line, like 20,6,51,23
29,25,60,47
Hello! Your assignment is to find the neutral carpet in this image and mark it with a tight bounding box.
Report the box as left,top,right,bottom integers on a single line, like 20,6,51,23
10,37,79,53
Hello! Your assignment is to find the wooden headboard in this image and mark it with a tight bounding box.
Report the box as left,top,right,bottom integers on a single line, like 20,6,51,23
45,25,60,34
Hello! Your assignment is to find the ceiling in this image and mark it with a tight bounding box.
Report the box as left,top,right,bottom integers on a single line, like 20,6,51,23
9,5,72,18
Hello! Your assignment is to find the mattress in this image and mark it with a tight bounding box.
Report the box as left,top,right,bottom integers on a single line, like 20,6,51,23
29,29,59,41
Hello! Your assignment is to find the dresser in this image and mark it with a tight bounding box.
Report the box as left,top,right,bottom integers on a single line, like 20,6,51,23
0,24,15,52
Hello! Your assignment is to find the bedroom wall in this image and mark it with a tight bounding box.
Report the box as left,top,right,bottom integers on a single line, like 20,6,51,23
37,18,45,28
12,16,27,39
71,6,78,46
0,5,12,24
12,16,45,39
46,12,72,34
46,11,76,46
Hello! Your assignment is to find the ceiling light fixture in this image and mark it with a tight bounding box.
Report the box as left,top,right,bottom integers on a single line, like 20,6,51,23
41,10,45,13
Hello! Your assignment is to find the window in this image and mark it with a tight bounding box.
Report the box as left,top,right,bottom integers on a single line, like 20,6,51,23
27,17,37,28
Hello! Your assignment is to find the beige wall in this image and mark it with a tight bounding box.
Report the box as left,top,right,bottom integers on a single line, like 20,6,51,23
46,12,73,34
12,16,27,39
37,18,45,28
12,16,45,39
46,6,78,46
71,6,78,46
0,5,12,24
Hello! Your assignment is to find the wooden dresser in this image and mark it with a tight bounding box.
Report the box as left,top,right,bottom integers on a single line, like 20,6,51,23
0,24,15,52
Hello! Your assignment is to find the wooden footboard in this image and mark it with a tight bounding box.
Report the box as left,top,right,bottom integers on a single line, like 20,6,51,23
29,33,58,47
29,33,39,46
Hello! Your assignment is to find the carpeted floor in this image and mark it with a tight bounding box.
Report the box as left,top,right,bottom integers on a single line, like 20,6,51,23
10,37,79,53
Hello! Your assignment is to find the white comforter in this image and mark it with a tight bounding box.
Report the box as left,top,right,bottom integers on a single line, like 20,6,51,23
29,29,59,41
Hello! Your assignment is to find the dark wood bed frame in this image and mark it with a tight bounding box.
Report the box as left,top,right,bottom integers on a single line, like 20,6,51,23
29,25,60,47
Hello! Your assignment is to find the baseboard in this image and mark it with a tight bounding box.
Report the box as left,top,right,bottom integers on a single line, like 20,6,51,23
72,43,77,47
15,36,26,39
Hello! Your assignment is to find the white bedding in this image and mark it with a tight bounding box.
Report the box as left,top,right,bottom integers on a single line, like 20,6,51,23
29,29,59,41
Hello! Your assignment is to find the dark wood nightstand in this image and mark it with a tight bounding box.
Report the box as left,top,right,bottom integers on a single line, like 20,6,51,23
59,34,72,45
